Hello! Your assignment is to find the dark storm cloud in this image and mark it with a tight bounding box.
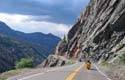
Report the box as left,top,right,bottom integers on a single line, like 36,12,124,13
0,0,89,24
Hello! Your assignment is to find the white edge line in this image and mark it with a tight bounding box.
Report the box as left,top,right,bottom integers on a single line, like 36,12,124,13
10,63,78,80
94,64,112,80
18,73,45,80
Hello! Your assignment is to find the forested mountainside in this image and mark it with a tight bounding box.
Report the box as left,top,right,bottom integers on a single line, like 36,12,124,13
0,21,61,56
0,21,60,73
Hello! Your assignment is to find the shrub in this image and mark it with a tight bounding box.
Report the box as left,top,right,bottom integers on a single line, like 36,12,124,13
67,60,74,64
15,58,33,69
0,78,7,80
119,53,125,64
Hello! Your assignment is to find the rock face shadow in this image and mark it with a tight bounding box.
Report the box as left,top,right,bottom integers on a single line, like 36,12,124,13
90,68,97,71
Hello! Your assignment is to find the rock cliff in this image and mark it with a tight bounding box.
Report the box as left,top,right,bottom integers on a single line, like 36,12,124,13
42,0,125,79
56,0,125,63
48,0,125,79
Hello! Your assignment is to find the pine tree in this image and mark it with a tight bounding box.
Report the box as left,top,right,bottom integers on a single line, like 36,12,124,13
62,35,67,43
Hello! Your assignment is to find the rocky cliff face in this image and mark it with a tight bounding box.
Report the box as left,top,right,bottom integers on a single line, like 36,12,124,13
56,0,125,63
43,0,125,79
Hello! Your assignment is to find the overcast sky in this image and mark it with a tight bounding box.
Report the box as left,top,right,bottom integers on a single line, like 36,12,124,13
0,0,89,38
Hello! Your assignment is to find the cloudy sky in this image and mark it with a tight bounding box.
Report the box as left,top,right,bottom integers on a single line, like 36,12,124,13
0,0,89,38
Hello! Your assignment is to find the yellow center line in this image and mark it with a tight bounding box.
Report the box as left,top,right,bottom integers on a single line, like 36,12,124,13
65,64,84,80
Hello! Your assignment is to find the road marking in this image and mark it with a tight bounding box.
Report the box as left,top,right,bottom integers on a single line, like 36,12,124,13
12,63,78,80
65,64,84,80
94,64,112,80
17,68,64,80
18,73,45,80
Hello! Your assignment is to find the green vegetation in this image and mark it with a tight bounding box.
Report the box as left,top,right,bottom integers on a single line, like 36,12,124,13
15,58,33,69
99,60,114,72
0,58,34,79
119,52,125,64
67,60,74,65
62,35,67,43
0,77,7,80
0,69,19,80
101,60,111,67
0,34,44,73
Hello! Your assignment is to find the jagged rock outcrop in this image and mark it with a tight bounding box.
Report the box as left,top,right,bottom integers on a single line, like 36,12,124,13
42,55,71,67
56,0,125,63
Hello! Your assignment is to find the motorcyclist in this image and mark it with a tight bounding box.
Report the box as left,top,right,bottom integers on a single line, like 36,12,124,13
84,60,91,70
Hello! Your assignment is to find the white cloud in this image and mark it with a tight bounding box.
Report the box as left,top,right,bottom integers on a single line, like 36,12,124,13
0,13,71,38
0,13,29,24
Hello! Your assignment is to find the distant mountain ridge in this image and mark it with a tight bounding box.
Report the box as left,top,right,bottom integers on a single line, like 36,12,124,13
0,21,61,55
0,21,61,73
0,21,60,54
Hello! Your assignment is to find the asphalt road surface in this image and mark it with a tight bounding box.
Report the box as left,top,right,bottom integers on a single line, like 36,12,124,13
11,63,111,80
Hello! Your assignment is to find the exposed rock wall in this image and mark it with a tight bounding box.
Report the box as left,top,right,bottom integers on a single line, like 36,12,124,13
56,0,125,63
44,0,125,79
42,55,73,67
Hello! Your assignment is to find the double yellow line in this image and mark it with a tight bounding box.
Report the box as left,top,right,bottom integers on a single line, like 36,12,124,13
65,64,84,80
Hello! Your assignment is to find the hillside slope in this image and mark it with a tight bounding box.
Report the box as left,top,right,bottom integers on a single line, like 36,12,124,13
0,34,44,73
0,21,60,73
0,21,61,56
